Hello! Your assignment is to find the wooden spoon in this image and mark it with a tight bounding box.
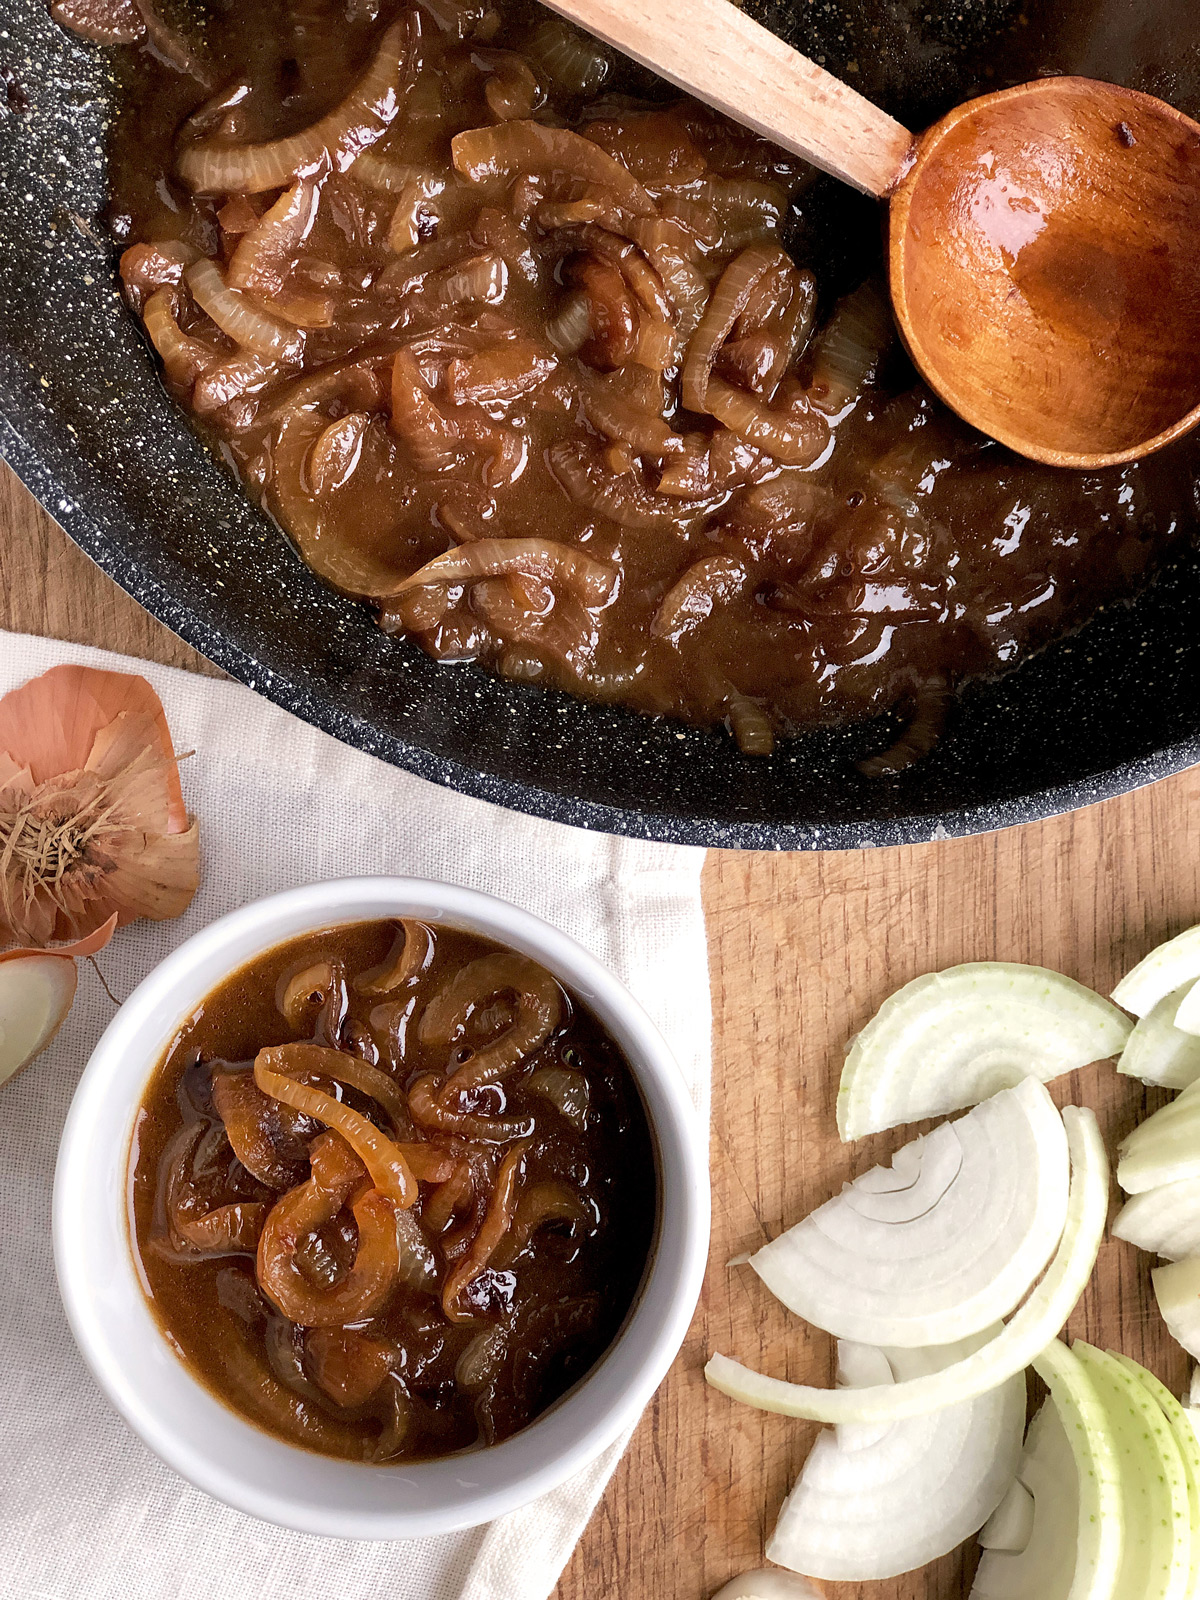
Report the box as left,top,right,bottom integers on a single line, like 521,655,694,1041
539,0,1200,468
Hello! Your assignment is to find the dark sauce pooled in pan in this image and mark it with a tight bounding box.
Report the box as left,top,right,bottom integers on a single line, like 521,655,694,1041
88,0,1200,765
129,919,656,1462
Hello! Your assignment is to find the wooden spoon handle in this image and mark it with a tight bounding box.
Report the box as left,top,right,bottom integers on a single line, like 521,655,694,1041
536,0,915,197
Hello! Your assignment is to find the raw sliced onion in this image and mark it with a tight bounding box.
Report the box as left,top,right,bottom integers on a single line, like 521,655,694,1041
1116,1079,1200,1193
978,1481,1035,1553
1113,925,1200,1017
185,259,305,362
710,1576,822,1600
1153,1259,1200,1360
972,1338,1122,1600
837,963,1132,1141
1113,1354,1200,1600
178,17,415,194
766,1332,1025,1581
1074,1344,1191,1600
1118,984,1200,1089
705,1106,1108,1424
1175,977,1200,1036
749,1078,1069,1347
1113,1178,1200,1259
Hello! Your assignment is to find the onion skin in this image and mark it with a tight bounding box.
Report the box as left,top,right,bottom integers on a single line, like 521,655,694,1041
178,17,416,195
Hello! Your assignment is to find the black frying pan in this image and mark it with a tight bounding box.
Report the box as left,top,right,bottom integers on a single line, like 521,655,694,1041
2,0,1199,849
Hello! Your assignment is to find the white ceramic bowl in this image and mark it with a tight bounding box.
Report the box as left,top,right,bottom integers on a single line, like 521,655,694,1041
54,878,709,1539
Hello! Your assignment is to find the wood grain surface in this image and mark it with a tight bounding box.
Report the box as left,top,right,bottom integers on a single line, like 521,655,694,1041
1,457,1190,1599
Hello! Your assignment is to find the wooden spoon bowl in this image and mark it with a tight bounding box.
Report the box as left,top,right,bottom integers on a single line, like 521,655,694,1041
539,0,1200,468
890,78,1200,467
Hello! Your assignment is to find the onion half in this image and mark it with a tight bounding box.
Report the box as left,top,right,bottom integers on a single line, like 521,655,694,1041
705,1106,1108,1425
749,1079,1070,1347
837,963,1131,1141
767,1332,1025,1581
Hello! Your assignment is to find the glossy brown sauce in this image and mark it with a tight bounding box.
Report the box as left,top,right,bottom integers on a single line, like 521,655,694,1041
129,919,656,1462
98,0,1200,763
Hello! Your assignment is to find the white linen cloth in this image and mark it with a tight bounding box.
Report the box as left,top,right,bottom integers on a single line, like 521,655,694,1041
0,629,710,1600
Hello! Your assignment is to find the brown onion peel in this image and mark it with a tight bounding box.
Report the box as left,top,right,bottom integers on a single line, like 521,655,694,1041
177,17,416,195
255,1045,416,1208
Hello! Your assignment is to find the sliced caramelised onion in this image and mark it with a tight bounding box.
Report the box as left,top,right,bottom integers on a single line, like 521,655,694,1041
706,1106,1108,1425
178,17,415,194
1116,1078,1200,1193
837,963,1131,1141
767,1332,1025,1581
750,1078,1069,1347
972,1339,1122,1600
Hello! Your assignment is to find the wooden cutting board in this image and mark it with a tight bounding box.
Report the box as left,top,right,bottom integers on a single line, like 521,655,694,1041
1,460,1191,1600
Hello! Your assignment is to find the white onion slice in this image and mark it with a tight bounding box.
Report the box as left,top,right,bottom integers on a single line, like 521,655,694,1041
837,964,1130,1140
750,1079,1069,1347
766,1332,1024,1581
1176,977,1200,1036
978,1480,1036,1553
710,1573,823,1600
1075,1344,1191,1600
1113,1354,1200,1600
1113,925,1200,1018
973,1338,1122,1600
1153,1259,1200,1361
1118,985,1200,1089
1112,1178,1200,1259
0,955,78,1088
1116,1079,1200,1193
1191,1368,1200,1408
705,1106,1107,1424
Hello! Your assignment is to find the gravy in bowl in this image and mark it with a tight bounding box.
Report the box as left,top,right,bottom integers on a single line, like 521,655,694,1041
129,917,656,1462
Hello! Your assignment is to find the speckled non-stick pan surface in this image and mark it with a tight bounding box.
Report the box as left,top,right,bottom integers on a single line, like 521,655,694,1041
2,0,1199,850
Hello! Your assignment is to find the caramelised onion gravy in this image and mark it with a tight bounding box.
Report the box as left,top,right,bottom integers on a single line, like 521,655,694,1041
129,919,656,1462
92,0,1200,763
